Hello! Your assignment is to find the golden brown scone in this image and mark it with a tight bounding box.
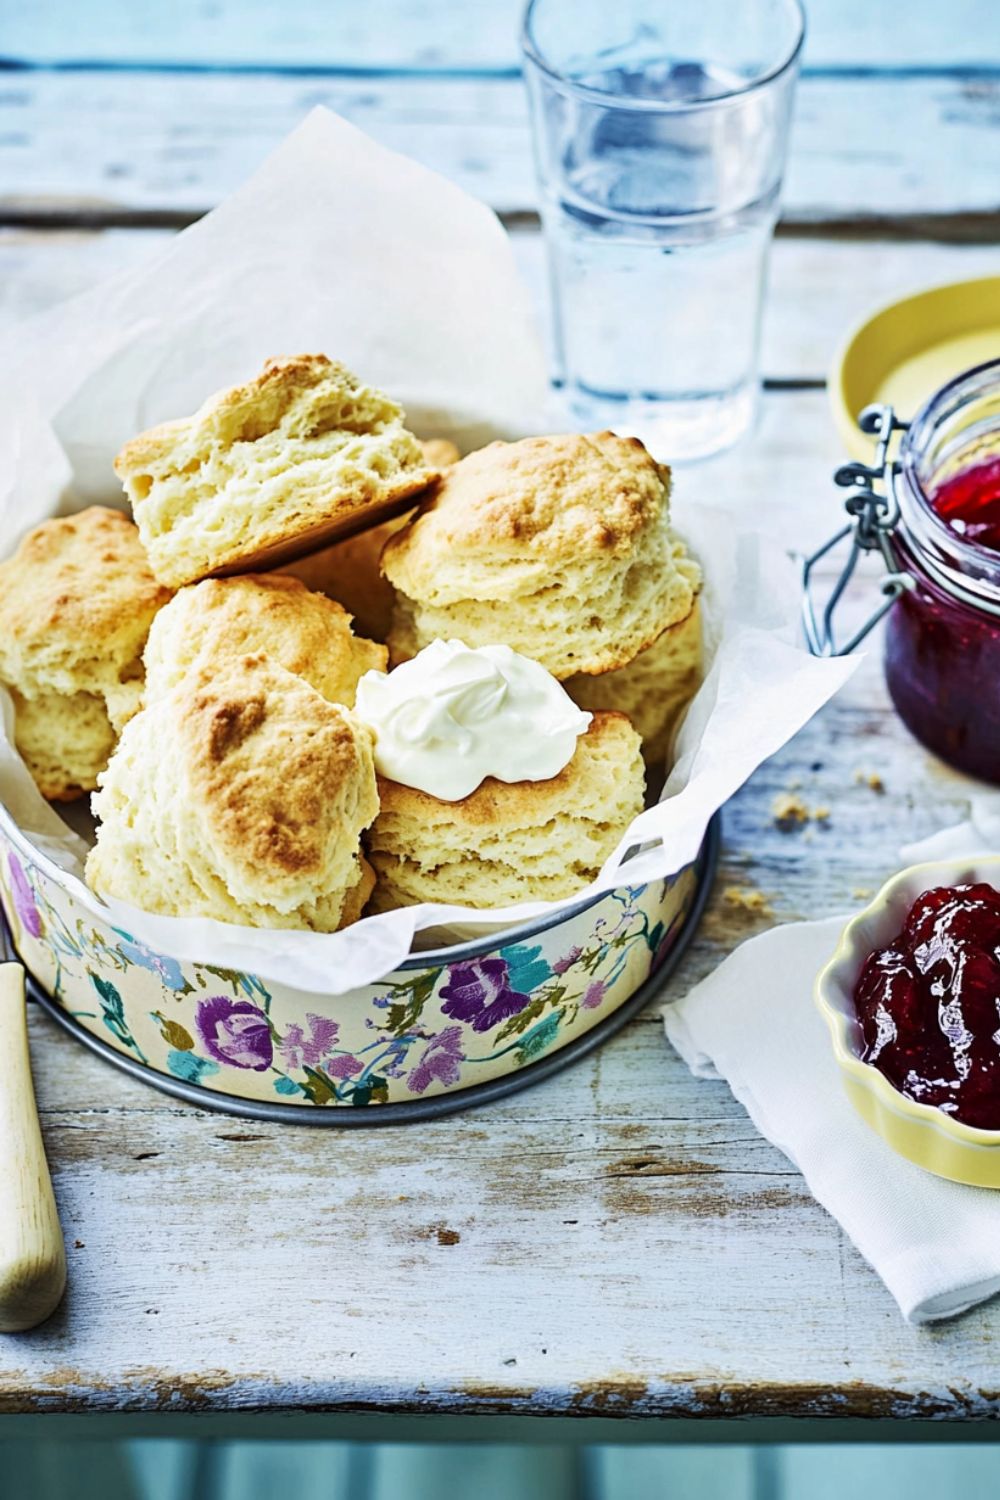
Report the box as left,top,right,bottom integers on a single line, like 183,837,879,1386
566,598,703,766
115,355,437,589
8,690,117,803
383,432,700,677
143,574,386,708
0,507,171,799
367,711,644,911
87,653,379,931
279,514,409,644
418,437,461,469
279,437,460,641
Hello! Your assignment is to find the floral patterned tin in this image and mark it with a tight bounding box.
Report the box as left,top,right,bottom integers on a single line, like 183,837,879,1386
0,804,717,1123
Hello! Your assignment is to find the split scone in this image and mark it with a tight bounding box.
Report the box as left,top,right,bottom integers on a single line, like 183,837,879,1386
279,437,460,641
0,507,172,800
143,574,386,708
115,354,438,589
87,653,378,931
566,598,703,767
383,432,700,678
367,711,644,911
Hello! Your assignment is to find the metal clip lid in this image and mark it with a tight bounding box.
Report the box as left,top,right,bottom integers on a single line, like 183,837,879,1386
802,403,916,657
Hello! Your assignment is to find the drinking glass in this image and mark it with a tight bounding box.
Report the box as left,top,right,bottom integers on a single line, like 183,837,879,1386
521,0,805,461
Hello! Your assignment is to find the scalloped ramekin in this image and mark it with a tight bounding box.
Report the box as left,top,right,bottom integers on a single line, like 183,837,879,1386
816,855,1000,1188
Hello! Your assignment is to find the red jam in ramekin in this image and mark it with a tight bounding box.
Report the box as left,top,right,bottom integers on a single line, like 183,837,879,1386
854,883,1000,1130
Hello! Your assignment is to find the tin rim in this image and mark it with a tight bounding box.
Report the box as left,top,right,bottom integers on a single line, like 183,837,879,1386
12,814,720,1127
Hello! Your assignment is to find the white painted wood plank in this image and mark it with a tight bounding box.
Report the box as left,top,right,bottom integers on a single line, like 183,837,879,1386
4,0,998,71
2,73,998,226
3,229,995,389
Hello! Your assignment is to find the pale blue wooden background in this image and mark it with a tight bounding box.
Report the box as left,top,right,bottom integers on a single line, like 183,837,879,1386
3,0,1000,1491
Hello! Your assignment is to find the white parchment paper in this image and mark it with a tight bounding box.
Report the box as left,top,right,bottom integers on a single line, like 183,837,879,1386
0,107,857,992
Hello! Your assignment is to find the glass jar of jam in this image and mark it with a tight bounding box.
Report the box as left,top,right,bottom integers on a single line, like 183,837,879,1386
803,358,1000,784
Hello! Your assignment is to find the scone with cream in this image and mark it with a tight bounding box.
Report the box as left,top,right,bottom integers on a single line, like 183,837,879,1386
280,437,460,641
115,354,437,589
383,432,700,677
87,653,378,931
143,574,386,707
566,598,703,767
355,640,644,910
0,507,171,799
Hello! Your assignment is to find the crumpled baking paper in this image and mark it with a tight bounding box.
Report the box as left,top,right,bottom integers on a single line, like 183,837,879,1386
0,107,857,992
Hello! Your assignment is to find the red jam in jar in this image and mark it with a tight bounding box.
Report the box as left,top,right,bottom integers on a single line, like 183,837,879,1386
932,455,1000,550
880,360,1000,784
854,883,1000,1130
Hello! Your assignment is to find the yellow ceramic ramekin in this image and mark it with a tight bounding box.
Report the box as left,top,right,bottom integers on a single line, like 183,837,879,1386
830,275,1000,461
816,856,1000,1188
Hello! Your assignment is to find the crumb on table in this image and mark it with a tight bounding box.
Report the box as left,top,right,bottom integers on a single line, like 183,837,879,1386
772,793,809,827
772,794,831,830
854,769,886,793
721,885,775,918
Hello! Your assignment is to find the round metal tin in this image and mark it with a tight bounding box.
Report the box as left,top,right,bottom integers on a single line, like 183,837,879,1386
0,810,719,1124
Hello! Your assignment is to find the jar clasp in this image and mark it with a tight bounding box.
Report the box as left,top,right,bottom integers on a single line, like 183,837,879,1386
801,403,916,656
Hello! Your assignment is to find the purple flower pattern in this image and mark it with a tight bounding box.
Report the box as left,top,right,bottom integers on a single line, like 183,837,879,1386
195,995,273,1072
440,957,531,1034
408,1027,464,1093
552,946,582,976
279,1013,341,1071
7,853,41,939
581,980,607,1010
326,1054,363,1079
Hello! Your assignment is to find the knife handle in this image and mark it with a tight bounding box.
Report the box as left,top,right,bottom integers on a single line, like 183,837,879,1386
0,963,66,1332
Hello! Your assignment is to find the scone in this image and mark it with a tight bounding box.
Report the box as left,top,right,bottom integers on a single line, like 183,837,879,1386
115,354,437,589
417,438,462,470
8,691,117,805
280,513,410,644
367,711,644,910
0,507,171,799
87,653,378,932
566,599,703,766
383,432,700,678
279,437,460,641
143,574,386,708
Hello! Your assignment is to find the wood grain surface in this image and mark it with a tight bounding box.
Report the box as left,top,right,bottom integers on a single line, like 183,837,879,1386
0,0,999,1426
1,72,998,236
5,0,999,70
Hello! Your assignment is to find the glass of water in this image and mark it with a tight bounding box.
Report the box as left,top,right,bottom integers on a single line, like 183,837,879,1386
521,0,804,461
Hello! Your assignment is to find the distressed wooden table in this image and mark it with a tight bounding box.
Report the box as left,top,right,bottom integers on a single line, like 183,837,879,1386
1,0,999,1441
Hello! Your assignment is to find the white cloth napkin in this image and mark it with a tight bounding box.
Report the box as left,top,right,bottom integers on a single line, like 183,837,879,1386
663,804,1000,1324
